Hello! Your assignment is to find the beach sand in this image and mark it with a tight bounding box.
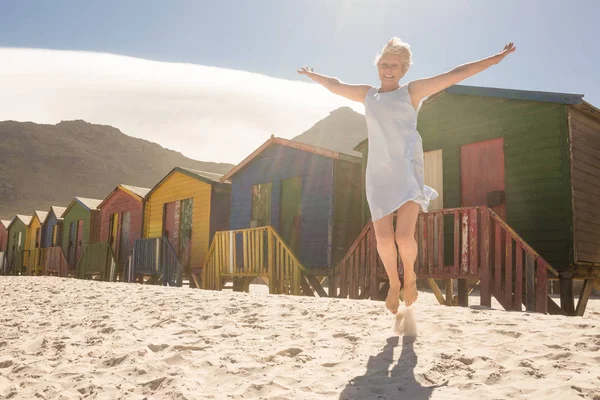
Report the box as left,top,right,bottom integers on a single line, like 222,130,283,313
0,276,598,400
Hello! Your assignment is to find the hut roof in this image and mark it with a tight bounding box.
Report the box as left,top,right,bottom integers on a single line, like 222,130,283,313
120,185,151,199
179,168,224,183
50,206,67,221
76,197,103,210
353,84,600,152
9,215,32,229
63,197,103,217
221,135,362,182
433,84,584,105
146,167,227,199
34,211,49,225
1,220,11,229
98,184,151,209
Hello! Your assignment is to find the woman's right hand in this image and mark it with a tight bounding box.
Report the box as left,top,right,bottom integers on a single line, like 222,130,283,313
297,66,314,76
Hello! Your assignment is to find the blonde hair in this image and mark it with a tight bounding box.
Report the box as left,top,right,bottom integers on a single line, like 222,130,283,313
374,37,413,72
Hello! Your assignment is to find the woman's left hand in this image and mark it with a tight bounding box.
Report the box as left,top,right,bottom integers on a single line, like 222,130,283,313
496,42,516,63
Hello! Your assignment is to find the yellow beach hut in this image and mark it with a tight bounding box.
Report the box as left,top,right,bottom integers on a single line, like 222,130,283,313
141,167,231,286
24,210,49,275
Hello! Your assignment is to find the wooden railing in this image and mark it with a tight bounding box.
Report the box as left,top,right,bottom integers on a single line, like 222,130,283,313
8,250,26,275
125,238,183,286
335,206,557,313
202,226,305,295
25,248,47,276
44,246,70,277
76,242,117,281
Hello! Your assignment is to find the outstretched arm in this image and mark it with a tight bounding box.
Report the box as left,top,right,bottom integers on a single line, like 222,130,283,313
297,67,371,103
408,42,516,108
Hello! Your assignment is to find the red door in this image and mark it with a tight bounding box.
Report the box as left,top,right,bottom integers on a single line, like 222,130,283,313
162,202,180,253
460,138,506,219
75,220,85,263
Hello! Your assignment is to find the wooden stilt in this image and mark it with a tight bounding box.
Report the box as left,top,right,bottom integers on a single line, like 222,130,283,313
427,278,446,305
547,296,563,315
458,279,469,307
575,279,594,317
379,282,390,301
233,277,245,292
525,254,536,312
480,209,491,307
300,276,313,296
191,273,201,289
306,275,328,297
560,278,575,316
445,279,454,306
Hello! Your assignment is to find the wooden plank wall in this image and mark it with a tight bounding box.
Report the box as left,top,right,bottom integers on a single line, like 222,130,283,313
143,171,212,272
60,203,91,258
6,220,27,263
228,144,335,268
98,189,144,258
27,215,42,250
41,212,58,248
568,107,600,264
418,94,571,271
209,184,232,246
0,223,7,252
332,159,363,267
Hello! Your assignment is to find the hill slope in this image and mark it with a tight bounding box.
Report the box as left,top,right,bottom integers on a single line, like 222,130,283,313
0,120,233,219
292,107,367,156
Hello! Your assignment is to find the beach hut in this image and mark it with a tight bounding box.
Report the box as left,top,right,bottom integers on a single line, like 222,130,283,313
24,210,48,275
351,84,600,315
205,136,362,294
41,206,68,276
0,219,11,274
5,215,32,275
98,184,149,270
142,167,231,286
41,206,67,249
0,220,9,252
61,197,102,270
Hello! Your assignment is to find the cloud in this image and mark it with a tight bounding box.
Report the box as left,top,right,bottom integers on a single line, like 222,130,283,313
0,48,364,164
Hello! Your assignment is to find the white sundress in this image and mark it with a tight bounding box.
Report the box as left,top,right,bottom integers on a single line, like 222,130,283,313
364,83,438,221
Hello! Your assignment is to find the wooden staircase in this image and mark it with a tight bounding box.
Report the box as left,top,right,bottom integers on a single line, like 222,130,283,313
76,242,117,281
25,248,47,276
44,246,70,277
334,206,559,314
202,226,322,295
125,238,183,286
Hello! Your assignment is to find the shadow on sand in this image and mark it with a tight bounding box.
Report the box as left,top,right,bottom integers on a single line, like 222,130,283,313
339,336,444,400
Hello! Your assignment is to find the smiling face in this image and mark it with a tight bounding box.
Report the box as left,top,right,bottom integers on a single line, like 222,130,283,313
377,54,406,92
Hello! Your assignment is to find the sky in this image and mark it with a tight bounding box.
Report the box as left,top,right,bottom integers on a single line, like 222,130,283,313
0,0,598,164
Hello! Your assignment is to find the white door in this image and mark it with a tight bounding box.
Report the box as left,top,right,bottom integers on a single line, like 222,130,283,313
424,149,444,210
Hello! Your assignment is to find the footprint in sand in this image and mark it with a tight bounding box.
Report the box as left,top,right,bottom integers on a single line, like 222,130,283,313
493,329,522,338
103,354,128,367
148,344,169,352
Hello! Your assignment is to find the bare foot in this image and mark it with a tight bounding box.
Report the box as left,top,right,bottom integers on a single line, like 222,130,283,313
404,272,418,306
386,287,400,314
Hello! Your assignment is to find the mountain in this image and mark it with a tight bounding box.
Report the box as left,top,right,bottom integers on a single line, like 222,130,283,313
0,120,233,220
292,107,367,157
0,109,368,220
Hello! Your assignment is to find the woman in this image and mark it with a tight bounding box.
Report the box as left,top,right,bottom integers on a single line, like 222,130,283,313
299,38,515,314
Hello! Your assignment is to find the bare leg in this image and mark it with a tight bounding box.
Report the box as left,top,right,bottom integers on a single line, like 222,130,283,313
372,214,401,314
395,201,420,306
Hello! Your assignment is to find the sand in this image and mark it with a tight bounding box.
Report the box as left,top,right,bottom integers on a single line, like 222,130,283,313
0,276,598,400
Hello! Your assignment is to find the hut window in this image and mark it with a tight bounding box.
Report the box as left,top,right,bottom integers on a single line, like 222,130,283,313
35,228,41,248
52,225,58,246
252,183,272,227
109,213,119,246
